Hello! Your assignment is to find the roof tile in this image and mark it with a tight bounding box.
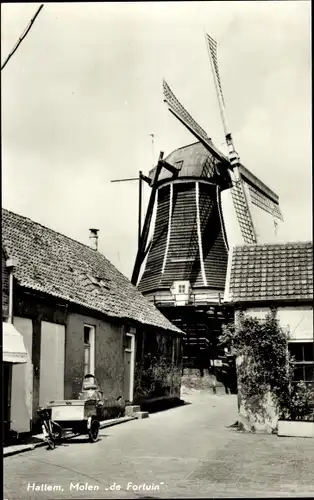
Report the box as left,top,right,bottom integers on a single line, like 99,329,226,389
2,209,182,334
226,242,313,303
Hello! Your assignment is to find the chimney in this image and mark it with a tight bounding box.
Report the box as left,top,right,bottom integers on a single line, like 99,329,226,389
89,228,99,251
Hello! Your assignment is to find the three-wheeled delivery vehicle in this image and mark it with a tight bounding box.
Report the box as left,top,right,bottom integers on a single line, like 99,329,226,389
37,374,104,449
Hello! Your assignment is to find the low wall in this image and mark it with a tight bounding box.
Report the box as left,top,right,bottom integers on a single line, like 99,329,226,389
181,368,230,394
238,391,278,433
99,396,125,420
137,395,184,413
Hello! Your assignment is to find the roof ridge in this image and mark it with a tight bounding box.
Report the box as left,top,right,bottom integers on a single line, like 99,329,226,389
232,241,313,248
166,141,207,155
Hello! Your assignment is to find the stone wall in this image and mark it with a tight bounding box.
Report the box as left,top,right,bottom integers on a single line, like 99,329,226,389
181,368,228,394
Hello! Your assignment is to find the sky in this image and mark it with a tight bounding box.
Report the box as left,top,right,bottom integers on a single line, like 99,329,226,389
1,1,312,279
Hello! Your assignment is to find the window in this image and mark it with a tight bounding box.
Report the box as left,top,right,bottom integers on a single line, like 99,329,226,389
124,333,132,351
288,342,314,384
84,325,95,376
171,281,190,296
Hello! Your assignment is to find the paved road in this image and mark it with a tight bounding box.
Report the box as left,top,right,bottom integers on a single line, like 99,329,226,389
4,390,314,499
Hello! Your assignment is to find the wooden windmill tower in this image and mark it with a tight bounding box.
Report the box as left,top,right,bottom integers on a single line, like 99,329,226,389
131,34,284,377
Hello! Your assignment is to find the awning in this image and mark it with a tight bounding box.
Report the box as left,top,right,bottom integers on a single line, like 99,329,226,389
3,322,28,364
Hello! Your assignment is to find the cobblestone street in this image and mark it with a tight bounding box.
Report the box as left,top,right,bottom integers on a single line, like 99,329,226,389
4,391,314,499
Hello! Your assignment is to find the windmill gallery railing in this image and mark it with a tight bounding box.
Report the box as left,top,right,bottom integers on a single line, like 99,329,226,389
153,292,223,308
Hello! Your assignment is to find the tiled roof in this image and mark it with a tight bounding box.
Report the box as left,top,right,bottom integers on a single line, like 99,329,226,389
2,209,182,334
224,242,313,303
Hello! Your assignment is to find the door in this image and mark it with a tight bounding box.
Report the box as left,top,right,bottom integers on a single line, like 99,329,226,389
123,333,135,402
39,322,65,406
11,317,33,432
3,363,12,423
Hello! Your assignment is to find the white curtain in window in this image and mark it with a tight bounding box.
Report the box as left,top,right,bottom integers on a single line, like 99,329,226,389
84,344,90,375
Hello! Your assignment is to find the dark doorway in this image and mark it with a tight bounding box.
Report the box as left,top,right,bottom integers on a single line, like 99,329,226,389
4,362,12,424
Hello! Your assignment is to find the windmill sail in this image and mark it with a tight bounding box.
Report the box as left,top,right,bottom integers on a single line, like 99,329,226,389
229,180,256,244
204,33,258,244
163,78,257,245
163,80,229,166
205,34,226,107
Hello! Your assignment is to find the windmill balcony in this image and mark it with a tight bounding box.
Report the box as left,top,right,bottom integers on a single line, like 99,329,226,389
151,290,223,308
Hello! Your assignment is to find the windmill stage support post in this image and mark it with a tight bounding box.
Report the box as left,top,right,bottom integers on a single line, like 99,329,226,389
131,152,164,286
138,171,143,251
112,150,179,286
131,154,180,286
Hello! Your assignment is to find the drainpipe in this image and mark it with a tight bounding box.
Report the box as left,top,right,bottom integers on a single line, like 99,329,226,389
6,258,17,324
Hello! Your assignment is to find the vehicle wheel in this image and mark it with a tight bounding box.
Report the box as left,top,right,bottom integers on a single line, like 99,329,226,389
88,421,99,442
55,431,62,445
46,437,55,450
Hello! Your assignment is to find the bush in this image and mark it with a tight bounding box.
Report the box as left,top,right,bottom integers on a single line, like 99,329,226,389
134,354,181,399
219,309,314,422
281,381,314,421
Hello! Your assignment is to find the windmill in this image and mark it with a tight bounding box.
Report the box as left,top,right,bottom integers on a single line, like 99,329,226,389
130,34,283,380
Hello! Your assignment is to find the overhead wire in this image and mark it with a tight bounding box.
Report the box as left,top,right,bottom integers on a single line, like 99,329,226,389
1,4,44,71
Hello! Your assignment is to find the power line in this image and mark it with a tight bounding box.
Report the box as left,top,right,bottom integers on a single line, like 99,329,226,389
1,4,44,71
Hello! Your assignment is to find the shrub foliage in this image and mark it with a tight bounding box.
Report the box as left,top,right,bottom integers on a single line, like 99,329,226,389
219,309,314,421
134,353,181,399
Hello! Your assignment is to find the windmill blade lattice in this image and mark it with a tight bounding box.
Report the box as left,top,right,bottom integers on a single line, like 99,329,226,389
163,80,229,165
163,78,257,245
